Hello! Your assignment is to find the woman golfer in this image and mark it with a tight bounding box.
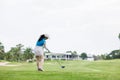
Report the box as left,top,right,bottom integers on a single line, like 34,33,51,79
34,34,50,71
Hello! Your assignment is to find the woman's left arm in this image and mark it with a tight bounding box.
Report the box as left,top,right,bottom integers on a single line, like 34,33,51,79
43,42,50,53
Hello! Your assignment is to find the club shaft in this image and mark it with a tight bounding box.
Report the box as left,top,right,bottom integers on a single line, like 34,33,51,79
56,59,62,66
49,52,63,67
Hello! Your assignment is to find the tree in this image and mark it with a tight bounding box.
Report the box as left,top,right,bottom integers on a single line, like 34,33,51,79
101,54,107,60
4,47,15,61
66,51,72,53
0,42,5,60
15,44,24,62
118,33,120,40
66,51,78,59
118,33,120,58
106,55,112,60
109,50,120,59
23,48,34,61
81,52,87,60
5,44,24,62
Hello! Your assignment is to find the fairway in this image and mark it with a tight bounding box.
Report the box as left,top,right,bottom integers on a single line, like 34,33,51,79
0,60,120,80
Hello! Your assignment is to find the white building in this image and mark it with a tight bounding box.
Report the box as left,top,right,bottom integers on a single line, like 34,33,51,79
44,52,94,61
45,52,72,60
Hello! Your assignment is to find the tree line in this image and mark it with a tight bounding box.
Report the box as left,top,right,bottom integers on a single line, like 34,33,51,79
87,33,120,60
0,42,120,62
0,43,34,62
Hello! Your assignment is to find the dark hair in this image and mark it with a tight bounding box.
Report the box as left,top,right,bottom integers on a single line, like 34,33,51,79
38,34,46,41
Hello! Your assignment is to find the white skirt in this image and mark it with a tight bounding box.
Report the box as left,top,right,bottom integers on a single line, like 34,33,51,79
34,46,44,56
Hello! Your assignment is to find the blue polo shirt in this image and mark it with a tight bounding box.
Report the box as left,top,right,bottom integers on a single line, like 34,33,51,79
36,38,45,46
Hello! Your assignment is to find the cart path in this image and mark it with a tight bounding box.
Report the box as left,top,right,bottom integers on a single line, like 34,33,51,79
0,62,19,66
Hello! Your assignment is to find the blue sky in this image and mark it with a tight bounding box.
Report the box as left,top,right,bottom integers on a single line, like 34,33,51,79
0,0,120,55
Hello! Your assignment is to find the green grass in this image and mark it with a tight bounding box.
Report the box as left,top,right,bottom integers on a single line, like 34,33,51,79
0,60,120,80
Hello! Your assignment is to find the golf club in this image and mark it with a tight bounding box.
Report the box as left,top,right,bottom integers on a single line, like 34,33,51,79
55,59,65,69
47,50,65,68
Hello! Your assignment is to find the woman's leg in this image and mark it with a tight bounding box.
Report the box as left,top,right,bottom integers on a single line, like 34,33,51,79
36,55,44,71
